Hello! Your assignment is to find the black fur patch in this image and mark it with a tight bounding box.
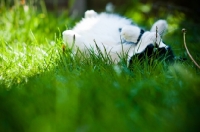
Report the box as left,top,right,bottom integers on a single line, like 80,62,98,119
157,46,175,62
128,44,175,66
135,29,145,45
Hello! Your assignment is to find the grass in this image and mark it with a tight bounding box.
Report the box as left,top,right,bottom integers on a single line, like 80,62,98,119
0,1,200,132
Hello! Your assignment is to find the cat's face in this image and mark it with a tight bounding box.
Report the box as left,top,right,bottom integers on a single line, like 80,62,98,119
125,30,176,65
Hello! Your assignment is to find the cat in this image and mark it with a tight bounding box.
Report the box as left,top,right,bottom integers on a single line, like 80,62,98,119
62,10,175,65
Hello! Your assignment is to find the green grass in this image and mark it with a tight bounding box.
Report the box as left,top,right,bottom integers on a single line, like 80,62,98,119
0,1,200,132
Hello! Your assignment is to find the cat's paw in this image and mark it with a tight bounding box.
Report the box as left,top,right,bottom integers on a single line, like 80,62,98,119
120,25,141,43
84,10,98,18
150,20,168,37
62,30,86,50
62,30,77,45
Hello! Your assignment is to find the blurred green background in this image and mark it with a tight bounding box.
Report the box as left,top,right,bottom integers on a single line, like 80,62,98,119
0,0,200,132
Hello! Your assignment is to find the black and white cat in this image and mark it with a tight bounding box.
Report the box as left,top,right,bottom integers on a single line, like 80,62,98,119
62,10,175,65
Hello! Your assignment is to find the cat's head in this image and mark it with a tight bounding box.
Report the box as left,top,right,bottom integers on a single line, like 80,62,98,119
127,31,176,65
123,20,184,66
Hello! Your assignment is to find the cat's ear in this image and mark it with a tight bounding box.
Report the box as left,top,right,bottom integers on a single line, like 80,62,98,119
84,10,98,18
150,20,168,37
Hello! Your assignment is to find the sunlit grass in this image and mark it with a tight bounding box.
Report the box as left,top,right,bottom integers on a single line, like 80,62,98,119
0,1,200,132
0,2,69,87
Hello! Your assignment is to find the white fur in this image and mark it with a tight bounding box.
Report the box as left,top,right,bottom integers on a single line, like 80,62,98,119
62,10,168,63
150,20,168,37
84,10,98,18
120,25,140,43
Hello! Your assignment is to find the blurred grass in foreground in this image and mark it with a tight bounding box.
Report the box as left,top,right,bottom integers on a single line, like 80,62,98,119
0,1,200,132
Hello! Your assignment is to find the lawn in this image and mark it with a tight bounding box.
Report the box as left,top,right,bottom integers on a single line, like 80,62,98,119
0,1,200,132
